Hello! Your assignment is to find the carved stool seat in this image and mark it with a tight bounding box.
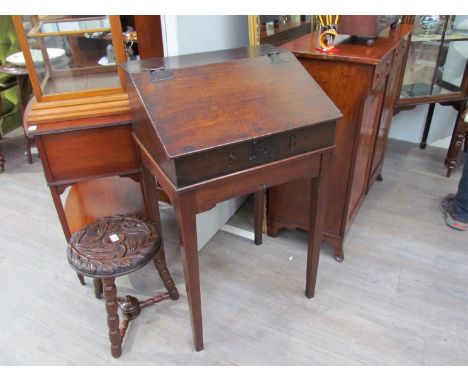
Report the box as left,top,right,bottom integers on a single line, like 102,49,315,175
67,214,179,358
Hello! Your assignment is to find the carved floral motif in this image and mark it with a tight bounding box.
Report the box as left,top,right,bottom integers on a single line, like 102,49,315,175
67,215,161,277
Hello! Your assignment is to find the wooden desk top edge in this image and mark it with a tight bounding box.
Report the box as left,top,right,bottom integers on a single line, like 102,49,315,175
281,24,413,65
121,45,285,74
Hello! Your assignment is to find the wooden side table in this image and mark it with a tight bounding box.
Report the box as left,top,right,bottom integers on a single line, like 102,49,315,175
0,64,33,164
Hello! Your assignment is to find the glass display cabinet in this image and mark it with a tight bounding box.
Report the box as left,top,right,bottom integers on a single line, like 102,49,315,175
398,15,468,104
12,16,127,103
395,15,468,176
10,15,141,254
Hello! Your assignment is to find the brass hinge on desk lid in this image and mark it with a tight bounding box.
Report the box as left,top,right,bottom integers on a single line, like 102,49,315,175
149,67,174,82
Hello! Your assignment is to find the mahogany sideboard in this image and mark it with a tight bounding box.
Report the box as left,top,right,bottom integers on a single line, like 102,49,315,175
123,45,341,351
268,24,413,261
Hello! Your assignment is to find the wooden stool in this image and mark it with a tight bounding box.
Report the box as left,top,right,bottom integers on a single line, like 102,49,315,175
67,214,179,358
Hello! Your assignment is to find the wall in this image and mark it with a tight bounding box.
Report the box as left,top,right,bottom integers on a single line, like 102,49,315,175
161,15,250,250
176,16,249,55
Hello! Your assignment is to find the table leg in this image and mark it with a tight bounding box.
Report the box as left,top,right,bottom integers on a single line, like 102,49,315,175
306,151,332,298
420,103,435,149
0,141,4,172
254,190,265,245
17,75,33,164
175,194,204,351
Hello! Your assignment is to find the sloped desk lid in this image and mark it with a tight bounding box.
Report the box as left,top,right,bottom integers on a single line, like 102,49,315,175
122,45,342,160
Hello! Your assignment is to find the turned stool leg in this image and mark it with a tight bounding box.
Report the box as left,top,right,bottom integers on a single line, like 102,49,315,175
153,250,179,300
93,279,103,299
102,277,122,358
77,274,85,285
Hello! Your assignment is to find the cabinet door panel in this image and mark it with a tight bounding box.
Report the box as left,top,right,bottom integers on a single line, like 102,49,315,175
347,88,386,223
369,42,409,186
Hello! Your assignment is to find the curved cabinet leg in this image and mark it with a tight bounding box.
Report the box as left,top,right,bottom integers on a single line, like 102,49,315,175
334,245,344,262
323,235,345,262
266,218,280,237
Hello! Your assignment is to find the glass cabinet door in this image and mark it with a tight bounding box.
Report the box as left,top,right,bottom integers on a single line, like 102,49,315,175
399,15,468,102
13,16,125,101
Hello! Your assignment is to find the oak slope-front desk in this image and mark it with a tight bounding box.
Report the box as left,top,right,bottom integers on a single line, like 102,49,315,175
123,45,341,351
268,25,413,261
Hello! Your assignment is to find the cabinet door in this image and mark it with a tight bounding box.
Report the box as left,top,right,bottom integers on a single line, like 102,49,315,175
369,38,409,187
347,83,386,223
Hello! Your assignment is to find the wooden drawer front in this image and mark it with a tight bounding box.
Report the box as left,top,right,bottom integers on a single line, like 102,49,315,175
41,125,139,184
174,121,336,187
372,53,393,90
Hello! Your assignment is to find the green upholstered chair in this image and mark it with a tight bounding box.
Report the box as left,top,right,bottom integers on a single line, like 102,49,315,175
0,15,22,137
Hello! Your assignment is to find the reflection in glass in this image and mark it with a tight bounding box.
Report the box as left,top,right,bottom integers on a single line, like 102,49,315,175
259,15,311,46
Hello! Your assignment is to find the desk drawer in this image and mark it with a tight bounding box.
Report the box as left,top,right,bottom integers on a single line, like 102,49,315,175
173,121,336,187
40,124,139,184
